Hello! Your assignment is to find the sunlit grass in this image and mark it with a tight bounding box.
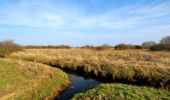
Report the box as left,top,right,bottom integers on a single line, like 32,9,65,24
0,58,70,99
72,84,170,100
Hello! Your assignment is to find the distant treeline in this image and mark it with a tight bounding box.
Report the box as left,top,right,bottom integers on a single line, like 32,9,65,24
80,36,170,51
23,44,113,50
80,44,113,50
0,36,170,58
114,36,170,51
23,45,71,49
20,36,170,51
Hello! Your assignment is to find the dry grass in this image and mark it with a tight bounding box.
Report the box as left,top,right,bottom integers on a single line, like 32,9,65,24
10,48,170,88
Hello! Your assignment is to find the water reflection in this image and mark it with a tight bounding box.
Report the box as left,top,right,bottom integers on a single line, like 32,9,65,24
56,73,100,100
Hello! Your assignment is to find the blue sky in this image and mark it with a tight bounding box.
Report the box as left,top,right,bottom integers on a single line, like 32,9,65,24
0,0,170,46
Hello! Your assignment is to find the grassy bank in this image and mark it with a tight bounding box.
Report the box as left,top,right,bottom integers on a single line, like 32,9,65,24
10,48,170,88
0,58,70,100
72,84,170,100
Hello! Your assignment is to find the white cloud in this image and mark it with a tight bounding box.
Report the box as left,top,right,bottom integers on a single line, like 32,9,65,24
0,0,169,31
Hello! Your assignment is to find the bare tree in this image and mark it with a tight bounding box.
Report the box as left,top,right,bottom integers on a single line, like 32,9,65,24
0,40,22,57
160,36,170,45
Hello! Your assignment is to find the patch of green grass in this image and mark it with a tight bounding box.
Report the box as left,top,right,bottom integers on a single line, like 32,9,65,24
17,67,70,100
72,84,170,100
0,58,70,99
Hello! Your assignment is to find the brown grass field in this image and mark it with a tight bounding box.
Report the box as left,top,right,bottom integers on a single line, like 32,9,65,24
10,48,170,89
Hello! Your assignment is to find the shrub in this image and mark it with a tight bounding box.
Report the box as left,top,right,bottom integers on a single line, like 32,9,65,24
160,36,170,45
114,43,135,50
95,44,113,50
150,36,170,51
0,40,22,57
80,45,95,49
81,44,113,50
150,44,170,51
134,45,142,49
142,41,156,49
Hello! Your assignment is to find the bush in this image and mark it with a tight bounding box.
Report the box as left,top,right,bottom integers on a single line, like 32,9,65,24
142,41,156,49
150,36,170,51
80,45,95,49
134,45,142,49
114,44,136,50
95,44,113,50
160,36,170,45
0,40,22,57
150,44,170,51
81,44,113,50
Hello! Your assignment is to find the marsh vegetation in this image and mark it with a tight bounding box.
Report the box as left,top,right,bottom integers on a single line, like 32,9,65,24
10,48,170,88
0,36,170,99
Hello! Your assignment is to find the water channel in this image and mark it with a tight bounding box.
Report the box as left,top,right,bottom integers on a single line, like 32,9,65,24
56,73,101,100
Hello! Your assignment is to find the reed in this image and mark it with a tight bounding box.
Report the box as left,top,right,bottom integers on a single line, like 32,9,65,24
10,48,170,88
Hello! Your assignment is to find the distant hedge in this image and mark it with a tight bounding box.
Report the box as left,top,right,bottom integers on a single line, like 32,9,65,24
150,36,170,51
0,40,22,57
24,45,71,49
150,44,170,51
81,44,113,50
114,44,142,50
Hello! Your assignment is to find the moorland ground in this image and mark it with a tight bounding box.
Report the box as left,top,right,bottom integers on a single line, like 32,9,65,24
10,48,170,88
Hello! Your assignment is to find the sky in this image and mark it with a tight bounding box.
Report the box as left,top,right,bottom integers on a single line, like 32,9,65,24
0,0,170,46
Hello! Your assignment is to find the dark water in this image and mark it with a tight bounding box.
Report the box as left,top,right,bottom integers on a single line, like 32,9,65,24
56,73,101,100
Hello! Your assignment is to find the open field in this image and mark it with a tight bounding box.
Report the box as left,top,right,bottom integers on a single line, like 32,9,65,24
72,84,170,100
10,48,170,88
0,58,70,100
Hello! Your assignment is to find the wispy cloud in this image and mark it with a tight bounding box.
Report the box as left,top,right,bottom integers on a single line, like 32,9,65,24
0,0,169,29
0,0,170,45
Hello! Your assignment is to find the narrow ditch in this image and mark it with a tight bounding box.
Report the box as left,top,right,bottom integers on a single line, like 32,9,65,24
55,72,101,100
43,62,169,99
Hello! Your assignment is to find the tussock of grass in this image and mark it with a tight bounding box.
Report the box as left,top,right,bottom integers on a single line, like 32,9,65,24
0,58,70,99
72,84,170,100
10,49,170,88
